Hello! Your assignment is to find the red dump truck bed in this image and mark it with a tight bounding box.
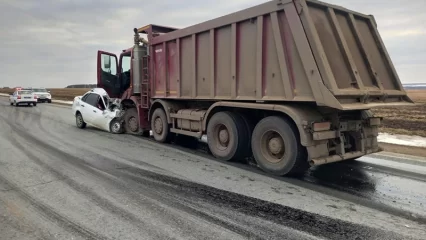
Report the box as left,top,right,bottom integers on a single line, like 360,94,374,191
144,0,411,110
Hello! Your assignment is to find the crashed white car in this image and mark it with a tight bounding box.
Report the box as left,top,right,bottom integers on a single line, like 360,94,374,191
72,88,124,133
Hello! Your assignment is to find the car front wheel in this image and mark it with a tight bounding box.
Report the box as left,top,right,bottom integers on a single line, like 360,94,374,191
110,118,123,134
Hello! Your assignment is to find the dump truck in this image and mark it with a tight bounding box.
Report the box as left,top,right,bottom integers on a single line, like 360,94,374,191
96,0,413,176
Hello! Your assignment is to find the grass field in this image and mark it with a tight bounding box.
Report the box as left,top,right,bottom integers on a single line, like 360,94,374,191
0,87,424,137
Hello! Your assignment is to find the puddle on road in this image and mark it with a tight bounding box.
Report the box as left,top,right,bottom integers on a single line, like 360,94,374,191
303,161,426,219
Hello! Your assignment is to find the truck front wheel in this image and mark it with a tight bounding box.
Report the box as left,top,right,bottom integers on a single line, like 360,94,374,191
251,116,309,176
207,111,248,161
124,108,140,134
151,108,171,143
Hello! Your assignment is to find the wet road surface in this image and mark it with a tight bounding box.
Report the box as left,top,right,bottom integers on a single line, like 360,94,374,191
0,98,425,239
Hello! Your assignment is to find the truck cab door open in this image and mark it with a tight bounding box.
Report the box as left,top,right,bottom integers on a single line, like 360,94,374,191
97,51,120,98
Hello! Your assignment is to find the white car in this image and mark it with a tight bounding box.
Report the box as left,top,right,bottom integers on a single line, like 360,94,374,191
72,88,124,133
31,88,52,103
9,89,37,106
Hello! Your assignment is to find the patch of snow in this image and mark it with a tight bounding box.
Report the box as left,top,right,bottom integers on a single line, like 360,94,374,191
53,100,73,105
378,132,426,148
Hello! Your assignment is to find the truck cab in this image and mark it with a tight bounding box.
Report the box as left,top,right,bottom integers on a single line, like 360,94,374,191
96,24,178,135
97,25,178,99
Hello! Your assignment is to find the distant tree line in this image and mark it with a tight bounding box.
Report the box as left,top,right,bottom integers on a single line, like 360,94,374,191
66,84,97,88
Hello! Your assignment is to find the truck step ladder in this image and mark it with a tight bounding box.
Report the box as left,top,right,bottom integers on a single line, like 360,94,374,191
141,55,150,109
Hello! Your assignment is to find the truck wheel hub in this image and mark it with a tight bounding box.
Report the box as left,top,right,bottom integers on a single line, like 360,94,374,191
218,129,229,145
269,137,283,155
128,117,138,132
154,118,163,134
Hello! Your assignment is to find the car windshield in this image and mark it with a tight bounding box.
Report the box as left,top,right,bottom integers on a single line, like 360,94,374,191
33,89,47,92
103,96,109,106
18,90,32,94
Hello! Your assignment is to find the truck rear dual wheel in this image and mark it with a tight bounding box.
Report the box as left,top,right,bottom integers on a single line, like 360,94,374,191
207,111,249,161
251,116,309,176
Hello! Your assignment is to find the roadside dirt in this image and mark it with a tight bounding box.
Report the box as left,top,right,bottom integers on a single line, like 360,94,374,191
0,88,89,101
372,90,426,137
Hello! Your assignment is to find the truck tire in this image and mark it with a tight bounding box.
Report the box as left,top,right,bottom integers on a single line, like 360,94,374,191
239,113,255,159
124,108,140,134
33,102,37,107
76,112,86,129
10,102,13,106
151,108,171,143
251,116,309,176
207,111,248,161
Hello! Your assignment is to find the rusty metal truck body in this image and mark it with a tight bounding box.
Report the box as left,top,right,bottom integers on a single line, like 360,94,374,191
96,0,412,176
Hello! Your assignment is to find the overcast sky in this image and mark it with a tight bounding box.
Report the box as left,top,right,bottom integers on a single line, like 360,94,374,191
0,0,425,88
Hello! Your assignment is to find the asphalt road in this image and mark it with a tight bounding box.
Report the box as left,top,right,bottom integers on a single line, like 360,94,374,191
1,98,425,240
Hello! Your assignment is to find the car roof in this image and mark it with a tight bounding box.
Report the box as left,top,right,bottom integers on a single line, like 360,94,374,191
87,88,108,96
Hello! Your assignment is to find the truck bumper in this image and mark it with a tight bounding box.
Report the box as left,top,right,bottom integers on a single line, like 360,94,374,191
305,113,382,166
309,146,382,166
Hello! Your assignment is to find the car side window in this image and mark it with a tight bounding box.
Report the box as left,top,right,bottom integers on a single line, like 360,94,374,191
85,93,100,107
81,93,90,102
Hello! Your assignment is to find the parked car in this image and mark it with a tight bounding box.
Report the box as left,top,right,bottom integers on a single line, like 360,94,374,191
71,88,124,133
30,88,52,103
9,89,37,106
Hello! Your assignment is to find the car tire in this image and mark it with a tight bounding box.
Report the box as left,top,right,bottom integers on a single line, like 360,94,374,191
76,112,87,129
110,118,124,134
10,102,13,106
48,99,52,103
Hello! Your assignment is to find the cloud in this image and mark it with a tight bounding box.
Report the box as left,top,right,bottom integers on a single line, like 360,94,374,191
0,0,425,88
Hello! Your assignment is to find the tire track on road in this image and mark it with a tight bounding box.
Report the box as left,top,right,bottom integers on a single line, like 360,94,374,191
0,174,106,240
6,131,179,240
1,113,250,239
4,114,416,239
